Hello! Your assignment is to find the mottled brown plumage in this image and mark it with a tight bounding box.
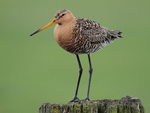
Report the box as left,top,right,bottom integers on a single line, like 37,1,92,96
30,9,123,102
53,9,122,55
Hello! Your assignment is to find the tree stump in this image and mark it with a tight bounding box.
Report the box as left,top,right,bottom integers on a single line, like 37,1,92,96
39,96,145,113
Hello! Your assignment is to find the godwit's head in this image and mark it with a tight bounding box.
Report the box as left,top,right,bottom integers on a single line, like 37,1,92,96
54,9,75,25
30,9,75,36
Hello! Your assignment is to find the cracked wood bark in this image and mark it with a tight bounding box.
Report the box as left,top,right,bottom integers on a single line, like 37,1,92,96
39,96,145,113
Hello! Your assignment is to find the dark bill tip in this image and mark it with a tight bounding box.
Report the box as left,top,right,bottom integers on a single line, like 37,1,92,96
30,29,40,36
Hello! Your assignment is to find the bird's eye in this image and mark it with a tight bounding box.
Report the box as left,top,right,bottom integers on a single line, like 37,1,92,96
61,14,65,17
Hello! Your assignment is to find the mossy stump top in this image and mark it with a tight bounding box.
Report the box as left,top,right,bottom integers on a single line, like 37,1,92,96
39,96,145,113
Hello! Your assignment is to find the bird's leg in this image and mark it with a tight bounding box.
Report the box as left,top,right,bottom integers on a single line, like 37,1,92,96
85,54,93,101
69,54,83,103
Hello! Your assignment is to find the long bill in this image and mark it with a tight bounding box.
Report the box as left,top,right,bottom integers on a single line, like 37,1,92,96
30,18,57,36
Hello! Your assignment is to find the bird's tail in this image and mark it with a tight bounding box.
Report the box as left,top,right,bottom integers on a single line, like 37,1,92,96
107,30,123,41
115,30,123,38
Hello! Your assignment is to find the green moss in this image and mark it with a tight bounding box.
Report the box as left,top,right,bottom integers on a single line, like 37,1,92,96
40,96,144,113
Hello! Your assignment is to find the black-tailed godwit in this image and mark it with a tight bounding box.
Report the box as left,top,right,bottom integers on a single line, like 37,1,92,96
30,9,123,102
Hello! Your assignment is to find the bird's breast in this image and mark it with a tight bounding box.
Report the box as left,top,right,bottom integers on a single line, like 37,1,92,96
54,23,78,54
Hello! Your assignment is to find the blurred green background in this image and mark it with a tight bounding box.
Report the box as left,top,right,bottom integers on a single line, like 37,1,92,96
0,0,150,112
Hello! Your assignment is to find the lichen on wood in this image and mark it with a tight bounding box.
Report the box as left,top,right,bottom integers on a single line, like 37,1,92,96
39,96,145,113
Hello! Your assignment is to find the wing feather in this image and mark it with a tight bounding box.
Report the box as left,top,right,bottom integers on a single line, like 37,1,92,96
73,18,122,54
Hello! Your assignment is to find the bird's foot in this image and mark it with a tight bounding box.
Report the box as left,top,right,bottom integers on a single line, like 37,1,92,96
68,97,80,103
80,97,90,101
68,97,90,103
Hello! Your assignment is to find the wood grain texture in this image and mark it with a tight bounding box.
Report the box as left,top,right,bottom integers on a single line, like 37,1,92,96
39,96,145,113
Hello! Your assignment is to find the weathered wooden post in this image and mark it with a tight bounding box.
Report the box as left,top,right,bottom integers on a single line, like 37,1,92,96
39,96,145,113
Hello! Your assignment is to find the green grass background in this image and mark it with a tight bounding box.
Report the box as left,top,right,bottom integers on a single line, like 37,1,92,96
0,0,150,112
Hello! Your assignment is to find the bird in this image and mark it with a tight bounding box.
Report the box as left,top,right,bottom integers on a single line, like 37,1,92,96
30,9,123,102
